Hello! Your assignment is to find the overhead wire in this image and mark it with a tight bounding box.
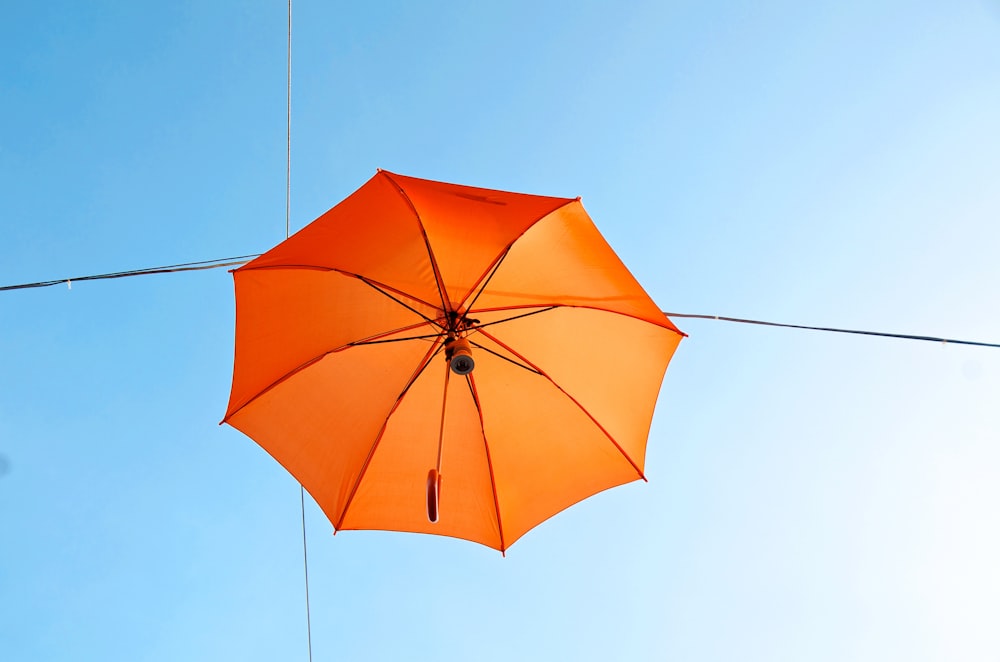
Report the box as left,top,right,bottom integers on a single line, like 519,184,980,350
1,256,997,349
2,256,998,349
663,312,1000,349
282,3,314,662
0,255,259,292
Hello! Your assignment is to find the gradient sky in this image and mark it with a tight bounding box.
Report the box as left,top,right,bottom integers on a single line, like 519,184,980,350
2,2,1000,660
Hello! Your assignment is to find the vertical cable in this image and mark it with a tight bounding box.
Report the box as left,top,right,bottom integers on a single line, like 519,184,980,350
286,2,313,661
286,0,292,242
300,482,313,662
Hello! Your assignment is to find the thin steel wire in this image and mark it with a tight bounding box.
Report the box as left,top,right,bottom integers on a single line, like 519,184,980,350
286,0,292,243
300,478,313,662
663,312,1000,349
284,2,313,661
0,255,259,291
1,260,996,349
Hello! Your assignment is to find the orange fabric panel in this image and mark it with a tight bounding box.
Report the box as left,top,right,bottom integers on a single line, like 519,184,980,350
341,358,503,549
472,200,680,331
227,336,437,527
468,339,642,547
381,172,573,308
243,172,442,309
225,268,437,420
474,306,681,473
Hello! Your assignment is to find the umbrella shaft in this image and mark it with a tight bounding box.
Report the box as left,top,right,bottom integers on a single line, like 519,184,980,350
436,359,451,473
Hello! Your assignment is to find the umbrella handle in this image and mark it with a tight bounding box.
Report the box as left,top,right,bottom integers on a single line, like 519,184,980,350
426,469,441,523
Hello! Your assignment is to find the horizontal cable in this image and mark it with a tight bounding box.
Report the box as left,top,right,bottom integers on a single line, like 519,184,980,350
664,312,1000,349
0,255,259,292
1,255,995,349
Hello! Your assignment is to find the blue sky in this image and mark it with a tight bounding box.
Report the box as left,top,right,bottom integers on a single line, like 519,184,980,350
2,1,1000,660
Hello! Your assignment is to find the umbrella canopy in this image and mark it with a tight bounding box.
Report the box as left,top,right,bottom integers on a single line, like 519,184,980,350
223,170,684,552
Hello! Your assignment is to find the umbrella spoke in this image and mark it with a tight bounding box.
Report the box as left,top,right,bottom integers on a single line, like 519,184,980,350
461,246,511,314
458,198,576,311
354,275,444,328
381,171,452,314
472,302,682,334
342,319,442,348
467,340,540,375
350,332,443,346
223,320,441,422
467,305,559,333
236,262,443,325
465,373,507,554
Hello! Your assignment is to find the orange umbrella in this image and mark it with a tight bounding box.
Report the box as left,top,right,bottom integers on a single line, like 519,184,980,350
223,170,684,552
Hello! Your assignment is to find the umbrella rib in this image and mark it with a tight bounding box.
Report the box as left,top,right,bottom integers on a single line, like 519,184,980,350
477,328,647,482
355,275,444,328
468,340,540,375
334,338,447,531
236,263,442,322
465,373,507,554
222,320,441,422
458,197,577,310
380,171,452,313
342,320,442,349
461,246,511,314
472,303,685,336
468,305,559,333
350,332,443,346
